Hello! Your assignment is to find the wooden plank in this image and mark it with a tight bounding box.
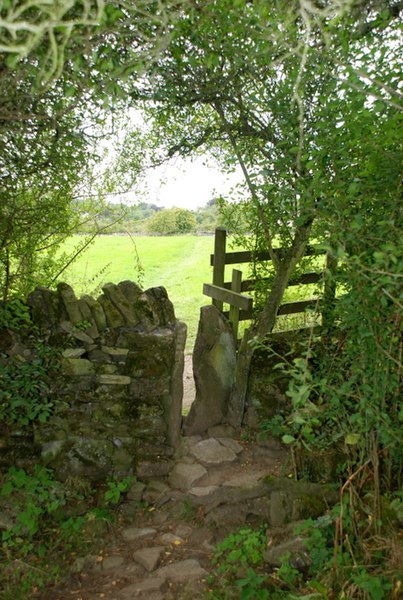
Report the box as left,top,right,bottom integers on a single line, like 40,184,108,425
212,227,226,311
222,298,319,321
288,272,323,286
210,245,324,267
223,308,253,321
229,269,242,340
223,272,322,292
277,299,318,315
203,283,253,311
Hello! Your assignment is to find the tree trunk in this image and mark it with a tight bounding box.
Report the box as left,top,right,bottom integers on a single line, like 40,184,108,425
227,220,313,426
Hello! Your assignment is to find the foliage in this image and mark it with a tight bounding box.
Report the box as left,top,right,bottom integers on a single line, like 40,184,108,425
0,464,135,597
127,0,402,434
208,513,401,600
0,341,59,430
0,0,191,301
147,207,196,234
212,527,266,577
0,299,32,330
208,527,272,599
0,466,67,550
103,474,134,505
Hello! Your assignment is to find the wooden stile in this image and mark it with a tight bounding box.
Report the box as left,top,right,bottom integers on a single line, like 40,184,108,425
204,228,335,339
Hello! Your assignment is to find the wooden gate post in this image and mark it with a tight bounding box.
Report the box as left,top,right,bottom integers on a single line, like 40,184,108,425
212,227,226,311
229,269,242,341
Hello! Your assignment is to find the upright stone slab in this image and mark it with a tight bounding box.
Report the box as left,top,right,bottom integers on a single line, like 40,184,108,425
82,295,107,333
137,287,176,331
183,305,236,435
27,287,63,329
57,283,83,325
164,320,187,448
102,282,140,326
118,280,143,304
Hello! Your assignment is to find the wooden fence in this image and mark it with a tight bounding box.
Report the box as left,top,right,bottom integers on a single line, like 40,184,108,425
203,227,335,339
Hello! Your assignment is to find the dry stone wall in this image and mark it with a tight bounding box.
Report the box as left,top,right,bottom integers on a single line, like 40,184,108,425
4,281,186,481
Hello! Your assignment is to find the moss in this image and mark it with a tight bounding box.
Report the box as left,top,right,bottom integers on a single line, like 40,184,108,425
293,494,327,520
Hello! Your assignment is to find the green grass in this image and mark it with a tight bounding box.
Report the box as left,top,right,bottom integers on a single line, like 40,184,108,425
62,235,219,349
61,234,324,350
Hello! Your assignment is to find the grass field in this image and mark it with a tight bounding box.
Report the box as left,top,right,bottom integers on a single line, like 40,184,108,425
62,235,219,349
62,234,323,350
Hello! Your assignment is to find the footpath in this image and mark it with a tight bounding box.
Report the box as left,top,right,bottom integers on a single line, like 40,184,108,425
45,427,289,600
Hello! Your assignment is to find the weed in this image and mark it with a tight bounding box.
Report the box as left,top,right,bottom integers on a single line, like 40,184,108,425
0,342,60,429
209,527,268,598
0,465,116,598
103,474,134,505
0,299,32,330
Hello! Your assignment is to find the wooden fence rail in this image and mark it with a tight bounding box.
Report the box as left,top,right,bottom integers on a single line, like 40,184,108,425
203,227,333,340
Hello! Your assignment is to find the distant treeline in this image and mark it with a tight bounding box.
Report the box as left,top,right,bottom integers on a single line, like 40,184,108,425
76,199,224,235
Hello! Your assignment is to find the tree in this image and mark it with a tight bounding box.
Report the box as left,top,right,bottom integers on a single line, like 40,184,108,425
0,0,192,299
128,0,402,422
130,5,402,586
147,208,196,234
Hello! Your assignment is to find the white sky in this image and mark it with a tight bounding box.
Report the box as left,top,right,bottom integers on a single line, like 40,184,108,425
110,108,244,210
120,156,244,210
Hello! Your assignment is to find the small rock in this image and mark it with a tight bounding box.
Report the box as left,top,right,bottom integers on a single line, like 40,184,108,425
119,578,167,599
222,472,263,488
188,485,219,498
102,554,125,570
159,533,184,546
188,527,214,547
155,558,207,582
144,480,170,504
101,345,129,358
217,437,243,454
175,524,193,538
187,434,204,444
133,546,165,571
41,439,65,463
137,460,173,479
264,536,310,570
62,347,86,358
121,526,157,542
169,463,207,491
148,479,170,492
127,481,146,501
98,374,131,385
71,329,94,344
71,554,101,574
207,424,236,438
190,438,237,466
62,357,94,376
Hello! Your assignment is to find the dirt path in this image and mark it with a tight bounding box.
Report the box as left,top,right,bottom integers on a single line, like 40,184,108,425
43,430,288,600
183,354,195,412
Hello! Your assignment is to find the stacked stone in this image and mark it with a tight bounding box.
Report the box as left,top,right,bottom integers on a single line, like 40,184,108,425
26,281,186,482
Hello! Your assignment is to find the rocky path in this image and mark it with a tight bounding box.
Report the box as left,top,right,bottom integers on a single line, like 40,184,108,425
46,427,290,600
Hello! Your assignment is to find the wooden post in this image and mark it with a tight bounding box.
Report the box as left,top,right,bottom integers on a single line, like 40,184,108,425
229,269,242,341
212,227,226,311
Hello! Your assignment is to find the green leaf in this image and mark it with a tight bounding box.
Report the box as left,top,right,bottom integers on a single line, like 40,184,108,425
344,433,360,445
282,434,296,445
